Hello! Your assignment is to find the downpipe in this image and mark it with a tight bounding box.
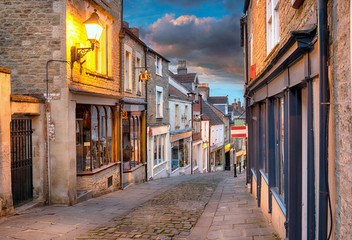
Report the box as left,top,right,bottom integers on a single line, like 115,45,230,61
318,0,331,239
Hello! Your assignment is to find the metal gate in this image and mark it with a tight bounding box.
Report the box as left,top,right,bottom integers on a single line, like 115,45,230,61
10,117,33,206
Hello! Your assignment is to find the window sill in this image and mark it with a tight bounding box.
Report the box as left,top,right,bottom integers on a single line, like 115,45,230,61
125,89,132,93
260,169,269,185
156,116,164,119
153,160,168,169
265,43,279,62
156,73,162,77
137,91,142,96
77,162,118,176
85,71,114,81
123,163,144,173
270,187,286,216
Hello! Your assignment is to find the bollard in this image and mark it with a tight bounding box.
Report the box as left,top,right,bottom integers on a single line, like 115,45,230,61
234,163,237,177
239,161,241,173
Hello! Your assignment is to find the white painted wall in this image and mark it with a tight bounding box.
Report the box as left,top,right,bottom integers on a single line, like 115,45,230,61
210,124,224,148
169,99,192,131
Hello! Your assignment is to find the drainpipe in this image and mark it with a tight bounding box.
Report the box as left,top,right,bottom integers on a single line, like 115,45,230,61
144,47,148,181
318,0,330,238
119,0,124,189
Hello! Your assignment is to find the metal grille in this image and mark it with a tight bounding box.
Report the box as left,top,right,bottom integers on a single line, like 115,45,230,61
10,118,33,206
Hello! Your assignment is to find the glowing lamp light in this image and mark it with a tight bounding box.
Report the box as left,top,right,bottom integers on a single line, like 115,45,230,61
71,9,104,69
84,9,104,43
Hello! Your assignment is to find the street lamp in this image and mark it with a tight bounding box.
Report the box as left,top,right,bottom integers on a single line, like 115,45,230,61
71,9,104,68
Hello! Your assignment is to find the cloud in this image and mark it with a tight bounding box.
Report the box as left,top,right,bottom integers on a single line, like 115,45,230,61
140,13,244,84
155,0,242,10
155,0,211,7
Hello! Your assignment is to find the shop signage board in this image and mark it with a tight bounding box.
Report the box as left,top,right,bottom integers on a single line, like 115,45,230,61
231,126,247,138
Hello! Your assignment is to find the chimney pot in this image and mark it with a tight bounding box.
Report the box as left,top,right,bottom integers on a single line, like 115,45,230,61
177,60,187,75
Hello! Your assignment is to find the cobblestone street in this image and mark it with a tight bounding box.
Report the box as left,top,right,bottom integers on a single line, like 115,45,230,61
0,172,276,240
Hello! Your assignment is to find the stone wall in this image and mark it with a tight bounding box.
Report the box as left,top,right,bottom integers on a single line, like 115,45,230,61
67,0,122,97
328,0,352,238
77,165,120,197
248,0,317,82
147,52,170,127
0,0,64,95
121,31,147,99
0,67,14,218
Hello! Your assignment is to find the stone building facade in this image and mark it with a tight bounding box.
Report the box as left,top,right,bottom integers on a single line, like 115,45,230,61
0,0,124,207
242,0,352,239
146,49,170,180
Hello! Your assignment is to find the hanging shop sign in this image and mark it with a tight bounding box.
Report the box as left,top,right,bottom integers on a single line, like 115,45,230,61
231,125,247,138
225,143,231,152
139,71,152,82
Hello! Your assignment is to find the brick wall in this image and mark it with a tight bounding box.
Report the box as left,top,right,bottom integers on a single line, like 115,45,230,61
121,32,146,100
328,0,352,238
67,0,122,97
248,0,317,83
147,52,170,127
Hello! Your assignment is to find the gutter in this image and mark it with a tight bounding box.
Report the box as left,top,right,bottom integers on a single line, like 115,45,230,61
119,0,124,189
318,0,330,238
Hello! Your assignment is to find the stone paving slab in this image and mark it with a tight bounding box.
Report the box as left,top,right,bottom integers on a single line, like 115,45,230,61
188,172,277,240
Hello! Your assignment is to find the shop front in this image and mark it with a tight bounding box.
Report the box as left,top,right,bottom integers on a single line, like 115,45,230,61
121,101,147,186
170,129,192,176
75,102,120,197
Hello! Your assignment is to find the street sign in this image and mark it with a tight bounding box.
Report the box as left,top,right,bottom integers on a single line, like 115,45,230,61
231,126,247,138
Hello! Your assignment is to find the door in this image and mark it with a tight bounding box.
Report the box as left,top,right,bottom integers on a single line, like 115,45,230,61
10,117,33,206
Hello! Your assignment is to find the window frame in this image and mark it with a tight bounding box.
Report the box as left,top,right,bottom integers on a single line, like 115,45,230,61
266,0,280,55
136,52,142,94
156,86,164,118
155,55,162,76
124,44,132,91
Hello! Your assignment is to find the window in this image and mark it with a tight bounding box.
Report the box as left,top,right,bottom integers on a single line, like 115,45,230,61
193,114,201,133
136,54,142,93
273,97,285,202
124,45,132,91
260,103,268,173
76,105,115,173
153,134,166,166
172,142,179,171
123,114,142,171
185,105,189,127
155,56,162,76
156,86,163,118
266,0,279,54
175,104,180,128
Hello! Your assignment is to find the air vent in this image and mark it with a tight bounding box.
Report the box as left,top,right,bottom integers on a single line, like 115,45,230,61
107,176,113,187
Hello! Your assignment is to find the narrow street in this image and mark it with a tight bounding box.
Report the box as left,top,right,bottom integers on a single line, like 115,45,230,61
0,172,276,240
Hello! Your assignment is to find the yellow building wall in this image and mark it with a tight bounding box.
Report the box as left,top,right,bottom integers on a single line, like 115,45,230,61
271,195,286,239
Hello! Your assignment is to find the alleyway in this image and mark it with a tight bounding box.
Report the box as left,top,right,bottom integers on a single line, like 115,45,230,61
0,172,276,240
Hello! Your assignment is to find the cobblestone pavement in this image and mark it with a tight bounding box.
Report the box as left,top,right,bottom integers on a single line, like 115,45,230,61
0,171,277,240
78,175,224,240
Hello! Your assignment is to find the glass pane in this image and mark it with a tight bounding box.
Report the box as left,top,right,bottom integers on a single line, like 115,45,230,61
171,143,179,171
100,107,106,167
184,139,190,166
107,108,113,164
76,105,91,172
280,98,285,198
91,107,99,169
154,136,158,166
123,117,130,170
179,139,184,167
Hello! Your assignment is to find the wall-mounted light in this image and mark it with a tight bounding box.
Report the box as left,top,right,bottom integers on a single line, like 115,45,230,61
71,9,104,69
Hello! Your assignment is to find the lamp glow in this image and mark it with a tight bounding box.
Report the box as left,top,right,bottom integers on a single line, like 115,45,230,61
84,9,104,43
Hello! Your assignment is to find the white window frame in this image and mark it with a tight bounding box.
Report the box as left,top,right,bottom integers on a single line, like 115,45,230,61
136,52,142,94
124,44,132,91
266,0,280,55
155,55,162,76
156,86,163,118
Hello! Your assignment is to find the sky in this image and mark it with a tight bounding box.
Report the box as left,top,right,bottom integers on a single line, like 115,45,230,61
124,0,245,104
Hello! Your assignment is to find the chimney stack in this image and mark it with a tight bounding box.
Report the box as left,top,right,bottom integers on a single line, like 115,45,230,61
123,21,129,28
198,83,209,101
130,27,139,38
177,60,187,75
238,98,241,109
233,99,237,109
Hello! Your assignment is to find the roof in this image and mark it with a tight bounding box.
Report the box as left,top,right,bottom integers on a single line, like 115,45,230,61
208,96,228,105
201,99,224,125
123,27,170,63
228,105,234,112
172,73,197,84
168,85,192,101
